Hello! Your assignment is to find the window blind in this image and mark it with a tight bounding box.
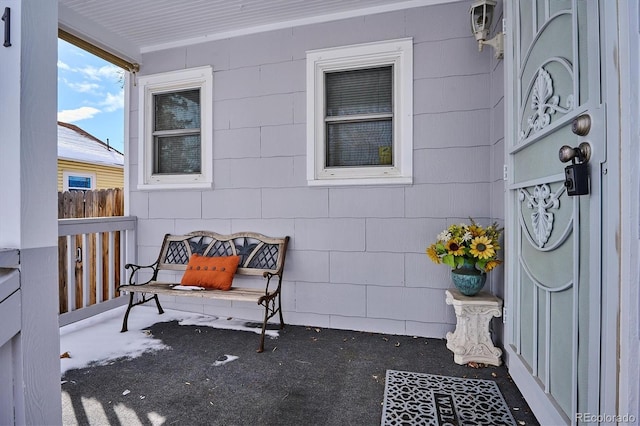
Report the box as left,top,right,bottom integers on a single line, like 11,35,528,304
326,66,392,116
325,66,393,167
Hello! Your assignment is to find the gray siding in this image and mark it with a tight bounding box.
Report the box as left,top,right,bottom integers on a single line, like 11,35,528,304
129,2,504,338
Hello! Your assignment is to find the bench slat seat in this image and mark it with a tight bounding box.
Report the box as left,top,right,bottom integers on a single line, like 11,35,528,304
117,231,289,352
118,283,276,303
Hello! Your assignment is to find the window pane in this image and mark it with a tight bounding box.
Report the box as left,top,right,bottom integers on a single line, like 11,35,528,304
68,176,91,189
326,120,392,167
154,89,201,131
325,67,392,117
154,135,201,174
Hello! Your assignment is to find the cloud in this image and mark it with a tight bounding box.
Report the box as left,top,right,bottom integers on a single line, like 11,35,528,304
101,91,124,112
66,80,102,94
58,106,101,122
59,62,123,96
79,64,122,82
57,60,71,71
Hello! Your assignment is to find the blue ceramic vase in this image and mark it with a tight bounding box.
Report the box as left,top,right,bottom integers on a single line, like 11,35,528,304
451,258,486,296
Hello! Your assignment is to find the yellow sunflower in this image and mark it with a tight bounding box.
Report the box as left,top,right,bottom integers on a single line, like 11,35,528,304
484,259,502,272
426,245,441,264
445,240,465,256
469,236,495,260
468,225,486,237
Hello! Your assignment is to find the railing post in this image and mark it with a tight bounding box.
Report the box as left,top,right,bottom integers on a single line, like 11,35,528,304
96,232,103,304
66,235,75,312
108,231,115,300
81,233,89,308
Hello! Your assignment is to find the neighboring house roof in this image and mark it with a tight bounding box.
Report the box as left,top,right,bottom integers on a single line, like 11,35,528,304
58,121,124,167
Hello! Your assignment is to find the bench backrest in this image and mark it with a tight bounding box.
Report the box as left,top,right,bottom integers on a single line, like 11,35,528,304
156,231,289,277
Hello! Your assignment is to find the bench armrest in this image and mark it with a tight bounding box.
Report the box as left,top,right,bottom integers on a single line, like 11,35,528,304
261,271,282,295
122,261,160,287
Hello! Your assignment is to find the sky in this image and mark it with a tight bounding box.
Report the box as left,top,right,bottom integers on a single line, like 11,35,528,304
57,39,125,153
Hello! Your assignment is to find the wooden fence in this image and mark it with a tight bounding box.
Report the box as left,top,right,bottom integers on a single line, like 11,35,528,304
58,188,124,218
58,188,124,315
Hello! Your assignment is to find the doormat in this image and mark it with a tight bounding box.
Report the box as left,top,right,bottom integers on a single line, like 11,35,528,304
381,370,516,426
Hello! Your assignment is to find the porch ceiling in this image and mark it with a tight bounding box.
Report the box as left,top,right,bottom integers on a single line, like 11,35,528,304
58,0,461,64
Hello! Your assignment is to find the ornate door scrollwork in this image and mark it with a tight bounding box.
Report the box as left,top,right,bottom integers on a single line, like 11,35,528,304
518,184,566,248
520,57,576,142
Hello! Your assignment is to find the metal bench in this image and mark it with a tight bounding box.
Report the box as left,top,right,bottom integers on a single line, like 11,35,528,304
117,231,290,352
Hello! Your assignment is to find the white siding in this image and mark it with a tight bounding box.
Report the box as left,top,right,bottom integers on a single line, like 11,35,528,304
129,2,502,338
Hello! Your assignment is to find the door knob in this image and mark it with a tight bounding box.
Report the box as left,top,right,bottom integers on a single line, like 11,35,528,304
571,114,591,136
559,142,591,164
560,141,591,196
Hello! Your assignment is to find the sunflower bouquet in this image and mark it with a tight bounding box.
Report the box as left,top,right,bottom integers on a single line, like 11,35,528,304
426,219,503,273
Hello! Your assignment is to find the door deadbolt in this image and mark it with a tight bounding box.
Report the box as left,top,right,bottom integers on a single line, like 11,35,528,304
571,114,591,136
559,142,591,164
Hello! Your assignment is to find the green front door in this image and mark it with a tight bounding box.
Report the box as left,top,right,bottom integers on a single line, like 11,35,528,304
505,1,607,424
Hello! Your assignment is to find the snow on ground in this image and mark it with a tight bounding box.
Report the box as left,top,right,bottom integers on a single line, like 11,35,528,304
59,306,278,376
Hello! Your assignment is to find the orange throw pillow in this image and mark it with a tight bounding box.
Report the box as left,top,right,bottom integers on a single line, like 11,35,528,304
180,255,240,290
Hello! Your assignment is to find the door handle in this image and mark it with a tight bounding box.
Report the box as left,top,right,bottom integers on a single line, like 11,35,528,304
559,142,591,164
559,142,591,196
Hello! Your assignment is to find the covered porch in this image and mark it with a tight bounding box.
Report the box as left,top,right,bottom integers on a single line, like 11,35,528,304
2,0,639,424
54,215,533,424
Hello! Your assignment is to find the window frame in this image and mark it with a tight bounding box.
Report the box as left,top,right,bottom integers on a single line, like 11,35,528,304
306,38,413,186
63,171,96,191
137,66,213,190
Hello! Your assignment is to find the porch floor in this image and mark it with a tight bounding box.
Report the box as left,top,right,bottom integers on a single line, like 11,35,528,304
60,307,539,425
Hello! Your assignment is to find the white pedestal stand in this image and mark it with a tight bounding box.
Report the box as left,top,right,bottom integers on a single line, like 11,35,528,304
445,289,503,366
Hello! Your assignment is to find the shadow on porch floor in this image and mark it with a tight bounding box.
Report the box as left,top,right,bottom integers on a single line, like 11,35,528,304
60,307,538,425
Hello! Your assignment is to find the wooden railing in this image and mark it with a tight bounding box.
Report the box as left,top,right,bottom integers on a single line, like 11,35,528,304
58,216,136,326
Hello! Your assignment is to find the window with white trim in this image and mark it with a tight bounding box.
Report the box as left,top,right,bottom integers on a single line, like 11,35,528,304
63,171,96,191
306,38,413,186
137,67,213,189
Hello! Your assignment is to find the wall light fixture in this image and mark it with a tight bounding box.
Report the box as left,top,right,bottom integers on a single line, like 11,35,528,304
470,0,504,59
